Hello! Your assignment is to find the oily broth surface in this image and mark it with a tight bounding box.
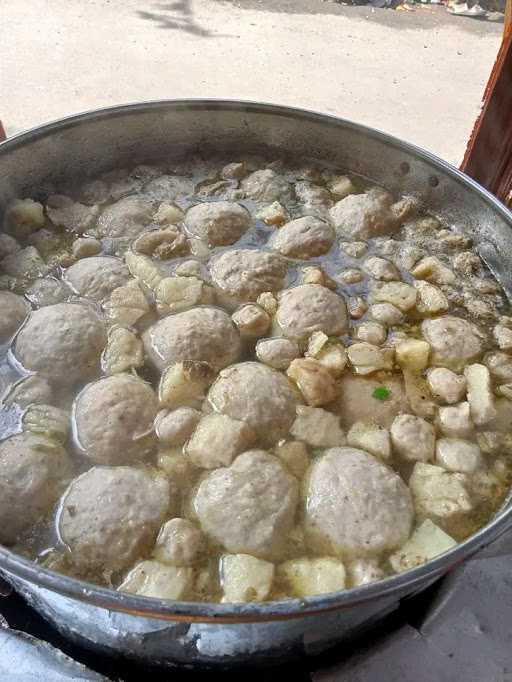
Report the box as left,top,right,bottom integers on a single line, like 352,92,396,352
0,156,511,603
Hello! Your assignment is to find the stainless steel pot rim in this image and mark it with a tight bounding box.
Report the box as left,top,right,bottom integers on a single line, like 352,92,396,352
1,99,512,623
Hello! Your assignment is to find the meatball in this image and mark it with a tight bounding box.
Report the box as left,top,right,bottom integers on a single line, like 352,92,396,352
304,447,413,559
184,202,251,246
268,217,335,259
0,434,71,544
256,337,300,370
193,450,298,560
74,374,158,465
143,306,241,372
241,169,291,202
329,189,397,240
25,277,71,307
14,303,106,385
210,249,288,304
96,197,153,239
276,284,348,341
57,466,170,572
0,291,30,343
421,316,483,370
333,373,409,429
207,362,302,445
390,414,436,463
63,256,129,303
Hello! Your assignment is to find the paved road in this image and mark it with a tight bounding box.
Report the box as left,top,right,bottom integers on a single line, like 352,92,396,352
0,0,502,164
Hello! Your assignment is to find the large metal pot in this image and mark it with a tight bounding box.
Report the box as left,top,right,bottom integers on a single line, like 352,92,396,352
1,100,512,670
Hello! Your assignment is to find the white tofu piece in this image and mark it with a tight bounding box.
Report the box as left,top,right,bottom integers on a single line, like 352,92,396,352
277,557,346,597
346,421,392,462
426,368,466,405
255,202,288,226
369,302,405,326
464,364,497,426
347,343,394,375
274,440,311,478
306,333,347,377
347,558,385,587
389,519,457,573
395,339,430,372
411,256,455,285
413,280,449,315
232,304,270,338
355,322,387,346
287,359,338,407
437,402,474,438
371,282,417,312
435,438,484,474
493,324,512,351
221,554,274,602
154,518,203,566
390,414,436,463
363,256,401,281
119,560,194,600
290,405,345,448
186,413,255,468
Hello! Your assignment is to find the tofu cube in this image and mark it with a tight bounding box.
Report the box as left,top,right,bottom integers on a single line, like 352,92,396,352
119,560,194,600
347,421,391,462
389,519,457,573
186,413,255,468
464,363,497,426
221,554,274,602
290,405,345,448
278,557,346,597
395,339,430,372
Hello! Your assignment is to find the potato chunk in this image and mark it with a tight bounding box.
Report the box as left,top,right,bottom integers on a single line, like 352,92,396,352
101,326,144,375
464,363,496,426
391,414,435,463
221,554,275,602
290,405,345,448
389,519,457,573
119,560,194,600
347,421,391,462
277,557,346,597
435,438,483,473
186,413,256,468
287,358,337,406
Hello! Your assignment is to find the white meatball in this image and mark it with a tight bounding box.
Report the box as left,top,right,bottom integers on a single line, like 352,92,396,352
241,169,291,202
355,321,387,346
210,249,288,303
143,306,241,372
390,414,436,463
329,189,397,240
421,316,483,370
25,277,71,307
363,256,400,281
0,434,70,544
153,518,204,566
14,303,106,385
2,375,54,409
369,302,405,326
304,447,413,559
276,284,348,341
256,337,300,370
268,216,335,259
0,291,30,343
207,362,301,445
184,202,250,246
334,373,409,429
63,256,129,303
426,368,466,405
57,466,170,572
193,450,298,559
96,197,153,239
435,438,483,473
74,374,158,465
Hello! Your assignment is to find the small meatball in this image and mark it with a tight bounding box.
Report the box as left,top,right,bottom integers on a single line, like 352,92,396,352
363,256,400,281
421,316,483,370
132,227,189,260
334,373,409,429
232,304,271,338
0,434,71,544
241,169,291,202
426,368,466,405
58,466,169,572
305,448,413,559
96,197,153,240
256,337,300,370
143,306,241,372
119,560,194,600
3,375,54,409
154,202,184,226
255,201,288,226
14,303,106,385
268,216,334,259
290,405,345,448
221,162,247,180
63,256,129,303
414,281,449,316
435,438,483,474
276,284,348,341
409,462,473,533
371,282,417,312
0,291,30,342
411,256,455,285
159,361,216,409
25,277,71,307
72,237,102,259
278,557,346,597
274,440,310,478
390,414,435,463
74,374,158,465
485,351,512,383
154,276,214,316
210,249,288,303
347,558,385,587
346,421,391,462
221,553,274,603
207,362,301,445
341,240,368,259
329,189,397,240
2,246,49,282
3,198,45,238
101,326,144,375
369,302,405,326
104,280,151,327
154,407,201,446
355,321,387,346
347,342,394,375
287,358,338,407
329,175,356,199
464,363,496,426
0,233,21,259
395,339,430,372
348,296,369,319
184,202,250,246
389,519,456,573
46,195,98,235
154,518,203,566
194,450,298,559
186,413,256,469
437,402,473,438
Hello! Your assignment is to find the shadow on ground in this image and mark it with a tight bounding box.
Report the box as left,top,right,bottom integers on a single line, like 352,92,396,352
137,0,231,37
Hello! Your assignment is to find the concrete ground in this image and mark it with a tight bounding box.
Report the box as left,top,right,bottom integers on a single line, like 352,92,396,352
0,0,503,164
